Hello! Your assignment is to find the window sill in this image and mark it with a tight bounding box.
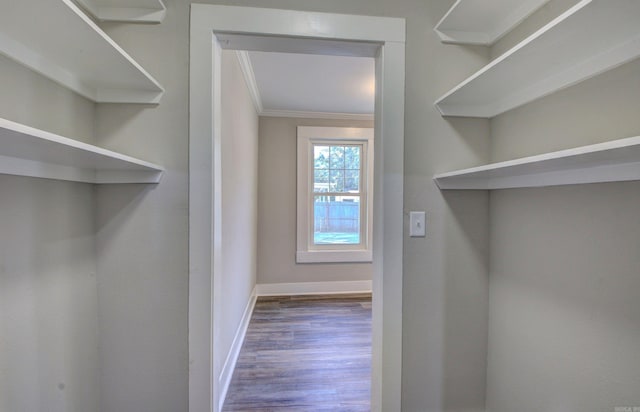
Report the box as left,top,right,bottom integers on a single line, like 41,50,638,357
296,249,373,263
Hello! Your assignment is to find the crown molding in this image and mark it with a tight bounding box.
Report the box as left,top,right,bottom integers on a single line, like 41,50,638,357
235,50,263,114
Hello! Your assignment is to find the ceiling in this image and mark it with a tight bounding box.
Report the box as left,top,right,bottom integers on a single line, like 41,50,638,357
244,51,375,118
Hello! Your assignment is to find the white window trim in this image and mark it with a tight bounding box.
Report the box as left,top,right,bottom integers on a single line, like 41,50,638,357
296,126,374,263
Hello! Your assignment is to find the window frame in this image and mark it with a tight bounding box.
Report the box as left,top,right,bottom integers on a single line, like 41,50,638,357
296,126,374,263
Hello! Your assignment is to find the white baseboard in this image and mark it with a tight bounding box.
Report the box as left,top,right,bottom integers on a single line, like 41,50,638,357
218,286,257,411
256,280,372,296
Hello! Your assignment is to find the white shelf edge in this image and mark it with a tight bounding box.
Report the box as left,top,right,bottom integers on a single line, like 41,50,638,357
74,0,167,23
434,0,640,118
434,0,551,46
434,136,640,190
0,0,164,104
433,29,491,46
60,0,165,102
0,118,164,184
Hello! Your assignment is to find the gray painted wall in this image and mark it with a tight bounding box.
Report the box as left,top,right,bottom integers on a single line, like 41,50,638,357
1,1,492,411
0,177,99,412
94,6,190,411
403,1,491,410
488,184,640,412
219,50,259,372
0,55,99,412
486,1,640,410
257,116,373,285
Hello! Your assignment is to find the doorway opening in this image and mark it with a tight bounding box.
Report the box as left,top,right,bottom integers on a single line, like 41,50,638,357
220,47,376,409
189,6,405,412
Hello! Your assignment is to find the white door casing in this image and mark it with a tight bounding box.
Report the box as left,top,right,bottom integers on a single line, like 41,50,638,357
189,5,405,411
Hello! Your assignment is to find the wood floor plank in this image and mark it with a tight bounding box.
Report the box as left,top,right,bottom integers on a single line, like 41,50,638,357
223,294,372,411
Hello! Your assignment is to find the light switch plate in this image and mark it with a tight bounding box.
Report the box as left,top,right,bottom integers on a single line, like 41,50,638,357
409,211,426,237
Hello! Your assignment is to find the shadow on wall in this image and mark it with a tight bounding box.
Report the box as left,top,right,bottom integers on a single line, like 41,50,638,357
94,184,158,233
95,104,161,149
486,182,640,411
0,176,99,412
441,116,491,170
441,188,490,411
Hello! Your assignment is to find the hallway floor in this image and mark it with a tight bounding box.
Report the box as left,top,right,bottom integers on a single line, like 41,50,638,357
223,294,372,411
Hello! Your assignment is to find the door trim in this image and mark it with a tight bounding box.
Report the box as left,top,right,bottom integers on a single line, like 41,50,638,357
188,5,405,411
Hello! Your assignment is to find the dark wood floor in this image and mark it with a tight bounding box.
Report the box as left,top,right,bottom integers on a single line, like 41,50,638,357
222,294,372,411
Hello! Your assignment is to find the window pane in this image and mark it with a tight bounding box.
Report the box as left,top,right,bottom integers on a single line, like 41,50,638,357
313,195,361,245
345,146,361,170
314,146,329,169
344,169,360,192
330,146,345,169
314,170,329,192
329,169,344,192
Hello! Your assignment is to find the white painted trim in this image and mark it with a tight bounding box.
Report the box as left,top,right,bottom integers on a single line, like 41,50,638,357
0,117,163,184
261,109,374,121
191,5,405,43
94,7,166,23
217,287,257,411
296,126,375,263
434,135,640,190
235,51,264,114
296,250,373,263
256,281,372,296
74,0,166,23
0,0,164,103
434,0,551,45
189,23,218,412
435,0,640,118
189,6,405,412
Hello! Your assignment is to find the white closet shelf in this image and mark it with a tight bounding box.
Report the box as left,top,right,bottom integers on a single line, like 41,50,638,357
0,118,163,184
435,0,551,45
74,0,166,23
0,0,164,104
434,136,640,190
435,0,640,118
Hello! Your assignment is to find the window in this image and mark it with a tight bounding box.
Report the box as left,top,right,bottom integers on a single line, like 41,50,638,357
297,126,374,263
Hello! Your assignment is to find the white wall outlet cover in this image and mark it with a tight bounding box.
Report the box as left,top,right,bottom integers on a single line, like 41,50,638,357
409,211,426,237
